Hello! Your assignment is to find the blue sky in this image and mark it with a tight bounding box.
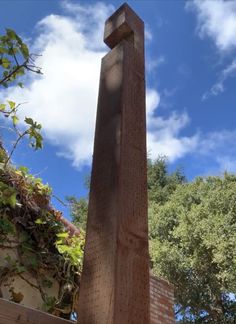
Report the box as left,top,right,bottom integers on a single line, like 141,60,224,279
1,0,236,218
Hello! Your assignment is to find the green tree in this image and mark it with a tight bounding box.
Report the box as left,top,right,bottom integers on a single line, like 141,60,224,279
149,167,236,323
148,156,185,204
66,176,89,231
67,196,88,231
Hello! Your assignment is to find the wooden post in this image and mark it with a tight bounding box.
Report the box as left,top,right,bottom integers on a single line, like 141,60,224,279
77,3,150,323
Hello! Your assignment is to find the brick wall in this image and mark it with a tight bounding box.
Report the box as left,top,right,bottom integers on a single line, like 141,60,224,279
150,275,175,324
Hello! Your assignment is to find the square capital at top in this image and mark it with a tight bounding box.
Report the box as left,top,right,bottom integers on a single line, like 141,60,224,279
104,3,144,49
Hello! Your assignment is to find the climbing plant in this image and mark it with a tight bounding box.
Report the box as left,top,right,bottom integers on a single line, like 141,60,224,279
0,28,43,163
0,29,85,319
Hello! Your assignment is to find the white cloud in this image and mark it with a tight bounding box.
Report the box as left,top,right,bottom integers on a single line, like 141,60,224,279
202,59,236,100
146,55,165,73
187,0,236,52
0,0,198,169
146,88,236,173
199,129,236,155
146,89,199,162
60,1,114,51
187,1,236,99
1,2,114,168
146,88,160,119
216,156,236,174
197,129,236,174
145,24,153,41
0,0,220,169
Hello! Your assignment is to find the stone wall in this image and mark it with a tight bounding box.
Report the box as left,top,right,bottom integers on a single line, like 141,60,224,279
150,275,175,324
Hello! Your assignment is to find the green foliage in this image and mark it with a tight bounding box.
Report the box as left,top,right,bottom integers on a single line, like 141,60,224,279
3,255,27,274
56,231,85,268
148,156,185,204
16,166,51,195
24,117,43,149
0,181,17,208
0,161,84,317
149,166,236,323
66,196,88,231
42,296,57,313
0,28,40,88
0,215,15,235
0,99,43,166
0,28,27,87
0,29,43,165
0,28,83,320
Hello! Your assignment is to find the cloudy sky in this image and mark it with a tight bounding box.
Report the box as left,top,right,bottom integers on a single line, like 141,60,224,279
1,0,236,217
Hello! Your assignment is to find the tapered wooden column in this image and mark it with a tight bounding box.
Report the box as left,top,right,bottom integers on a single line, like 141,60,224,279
77,3,150,323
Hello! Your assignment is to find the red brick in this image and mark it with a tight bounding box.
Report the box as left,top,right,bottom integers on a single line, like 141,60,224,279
150,275,175,324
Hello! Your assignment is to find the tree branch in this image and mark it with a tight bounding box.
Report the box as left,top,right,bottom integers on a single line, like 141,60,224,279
4,129,28,167
0,62,26,86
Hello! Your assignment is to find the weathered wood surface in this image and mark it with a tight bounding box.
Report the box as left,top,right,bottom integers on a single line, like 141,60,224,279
77,3,150,324
0,298,72,324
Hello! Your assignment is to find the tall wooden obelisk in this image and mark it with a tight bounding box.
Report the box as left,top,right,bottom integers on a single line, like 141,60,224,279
77,3,150,323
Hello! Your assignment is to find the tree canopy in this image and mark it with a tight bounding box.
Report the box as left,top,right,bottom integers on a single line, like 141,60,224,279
66,196,88,231
149,158,236,323
67,157,236,322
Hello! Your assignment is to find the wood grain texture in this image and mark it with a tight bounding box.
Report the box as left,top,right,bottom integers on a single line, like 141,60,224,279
77,3,150,324
0,298,72,324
